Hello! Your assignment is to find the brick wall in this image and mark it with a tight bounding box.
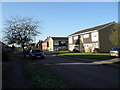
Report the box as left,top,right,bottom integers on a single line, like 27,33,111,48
99,24,116,52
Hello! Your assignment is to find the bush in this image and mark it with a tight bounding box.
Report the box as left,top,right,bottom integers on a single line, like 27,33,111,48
2,51,9,61
93,48,100,53
2,48,9,61
73,49,80,52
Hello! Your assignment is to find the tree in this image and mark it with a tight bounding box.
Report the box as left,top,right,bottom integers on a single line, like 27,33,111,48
109,23,120,46
3,16,41,57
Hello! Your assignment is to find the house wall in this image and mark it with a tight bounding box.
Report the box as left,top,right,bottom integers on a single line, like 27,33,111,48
68,31,99,52
99,25,115,52
53,38,68,51
42,42,48,50
68,36,74,51
82,33,92,43
83,43,92,52
48,38,54,51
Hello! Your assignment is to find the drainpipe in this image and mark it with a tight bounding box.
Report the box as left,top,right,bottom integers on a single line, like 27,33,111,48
78,35,81,52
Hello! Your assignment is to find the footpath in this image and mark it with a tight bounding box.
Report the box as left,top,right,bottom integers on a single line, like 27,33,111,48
57,55,120,68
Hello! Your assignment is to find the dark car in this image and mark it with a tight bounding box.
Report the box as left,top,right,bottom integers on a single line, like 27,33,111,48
29,49,44,59
110,47,120,57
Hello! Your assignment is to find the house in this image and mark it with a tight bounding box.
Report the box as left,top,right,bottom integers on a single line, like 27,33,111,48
68,21,117,53
35,40,43,50
42,36,68,51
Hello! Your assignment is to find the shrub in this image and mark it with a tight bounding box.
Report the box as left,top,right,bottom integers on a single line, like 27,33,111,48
73,49,79,52
2,51,9,61
93,48,100,53
2,48,9,61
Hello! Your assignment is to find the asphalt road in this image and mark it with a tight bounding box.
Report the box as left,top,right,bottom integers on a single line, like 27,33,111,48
35,55,120,88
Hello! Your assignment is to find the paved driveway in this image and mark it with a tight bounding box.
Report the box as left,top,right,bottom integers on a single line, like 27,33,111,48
35,55,119,88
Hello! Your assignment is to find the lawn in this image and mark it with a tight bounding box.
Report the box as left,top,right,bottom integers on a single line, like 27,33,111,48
58,52,110,59
9,51,30,60
44,51,70,55
22,62,70,88
9,52,70,88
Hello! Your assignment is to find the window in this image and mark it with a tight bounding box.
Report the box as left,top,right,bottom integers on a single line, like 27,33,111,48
92,43,98,48
91,32,98,42
54,40,59,45
59,41,62,46
74,36,78,40
81,35,84,38
84,34,89,38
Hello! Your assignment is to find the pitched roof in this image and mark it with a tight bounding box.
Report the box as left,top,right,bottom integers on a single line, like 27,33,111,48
69,22,115,36
51,37,67,40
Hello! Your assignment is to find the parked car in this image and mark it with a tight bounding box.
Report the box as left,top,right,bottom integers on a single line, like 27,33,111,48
24,49,30,54
29,49,44,59
110,47,120,57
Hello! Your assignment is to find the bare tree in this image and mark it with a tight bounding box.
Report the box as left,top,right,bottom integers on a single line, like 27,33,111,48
3,16,41,57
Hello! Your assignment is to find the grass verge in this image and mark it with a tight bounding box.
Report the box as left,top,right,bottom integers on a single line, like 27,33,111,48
9,52,30,60
113,60,120,64
45,51,70,54
22,62,70,88
58,53,110,59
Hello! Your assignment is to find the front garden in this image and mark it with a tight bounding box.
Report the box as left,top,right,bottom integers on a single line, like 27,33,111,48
58,52,110,59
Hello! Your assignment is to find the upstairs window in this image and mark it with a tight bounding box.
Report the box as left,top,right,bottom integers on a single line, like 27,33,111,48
91,32,98,42
74,36,78,40
84,34,89,38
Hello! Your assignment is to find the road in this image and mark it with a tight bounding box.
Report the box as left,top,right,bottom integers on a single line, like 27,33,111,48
35,55,120,88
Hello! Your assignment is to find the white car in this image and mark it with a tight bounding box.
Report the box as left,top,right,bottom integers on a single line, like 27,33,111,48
110,47,120,57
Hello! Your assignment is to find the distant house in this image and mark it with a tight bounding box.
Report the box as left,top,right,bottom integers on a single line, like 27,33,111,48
42,36,68,51
68,22,117,53
35,40,43,50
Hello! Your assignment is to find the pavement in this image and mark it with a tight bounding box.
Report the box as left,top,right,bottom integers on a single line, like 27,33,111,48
55,55,120,67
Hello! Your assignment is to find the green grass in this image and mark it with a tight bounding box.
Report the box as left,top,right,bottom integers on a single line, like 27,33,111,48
22,62,70,88
43,51,70,55
9,52,30,60
58,53,110,59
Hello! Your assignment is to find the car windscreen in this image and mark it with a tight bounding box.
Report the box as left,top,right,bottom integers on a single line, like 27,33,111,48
112,48,120,51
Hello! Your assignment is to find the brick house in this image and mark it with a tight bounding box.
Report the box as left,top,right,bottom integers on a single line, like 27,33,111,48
42,36,68,51
68,22,117,52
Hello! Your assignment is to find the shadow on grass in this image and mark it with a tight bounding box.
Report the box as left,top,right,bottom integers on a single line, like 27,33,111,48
8,52,30,60
64,55,113,61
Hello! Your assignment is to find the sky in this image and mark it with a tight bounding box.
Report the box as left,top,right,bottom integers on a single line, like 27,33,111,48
1,2,118,43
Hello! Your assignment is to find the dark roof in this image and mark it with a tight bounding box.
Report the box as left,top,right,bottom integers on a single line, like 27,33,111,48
42,37,68,43
69,22,115,36
51,37,68,40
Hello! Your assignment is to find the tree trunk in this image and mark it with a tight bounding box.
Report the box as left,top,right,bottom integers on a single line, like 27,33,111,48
21,44,26,58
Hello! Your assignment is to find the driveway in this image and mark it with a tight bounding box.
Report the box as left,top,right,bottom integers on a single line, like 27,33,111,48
35,55,120,88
